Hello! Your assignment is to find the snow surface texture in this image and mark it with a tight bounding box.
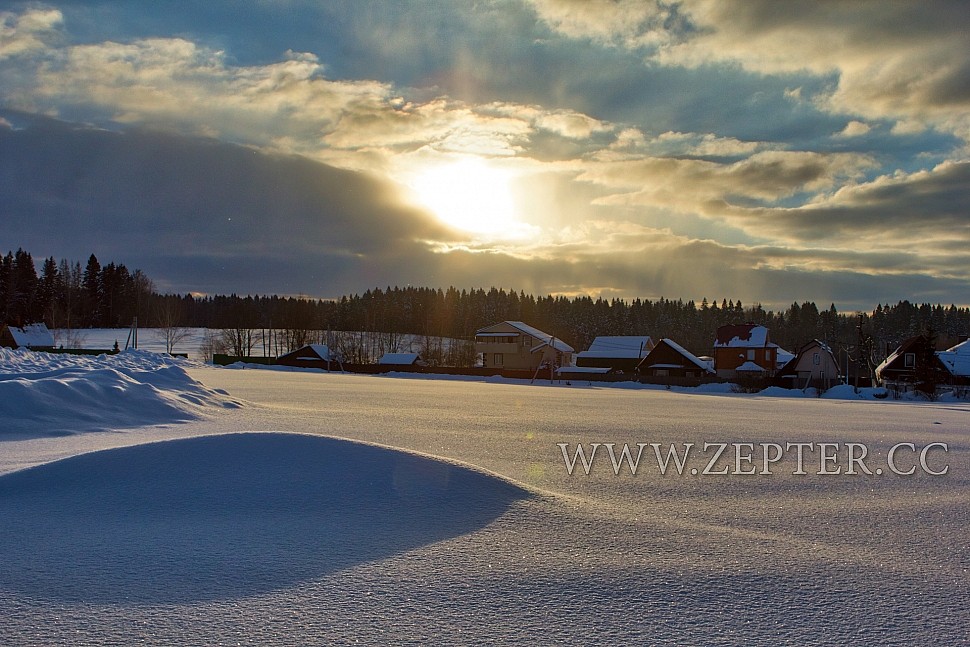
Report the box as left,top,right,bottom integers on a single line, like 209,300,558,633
1,356,968,644
0,348,241,437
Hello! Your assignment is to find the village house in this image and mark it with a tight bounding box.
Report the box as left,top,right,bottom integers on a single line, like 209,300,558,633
575,336,654,372
276,344,341,370
778,339,841,390
0,323,55,350
475,321,574,371
876,335,950,391
713,323,779,378
637,338,714,378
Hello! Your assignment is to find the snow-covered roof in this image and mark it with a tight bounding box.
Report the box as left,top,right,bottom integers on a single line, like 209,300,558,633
735,361,766,372
938,339,970,377
714,324,771,348
655,338,713,372
776,348,795,366
281,344,334,362
4,323,55,348
577,336,652,359
476,332,520,337
378,352,421,365
477,321,574,353
308,344,332,361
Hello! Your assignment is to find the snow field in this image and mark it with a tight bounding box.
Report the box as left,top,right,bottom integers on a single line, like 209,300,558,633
0,351,968,644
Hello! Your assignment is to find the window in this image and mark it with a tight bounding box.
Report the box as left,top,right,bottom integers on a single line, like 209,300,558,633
494,353,504,366
904,353,915,368
747,349,756,360
523,337,531,347
813,352,820,366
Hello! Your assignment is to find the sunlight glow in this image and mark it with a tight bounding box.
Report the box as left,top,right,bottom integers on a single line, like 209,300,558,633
410,157,528,239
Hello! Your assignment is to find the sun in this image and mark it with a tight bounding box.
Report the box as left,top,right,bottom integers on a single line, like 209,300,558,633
409,157,526,239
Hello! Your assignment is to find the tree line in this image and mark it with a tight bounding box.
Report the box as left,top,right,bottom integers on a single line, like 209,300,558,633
3,248,969,361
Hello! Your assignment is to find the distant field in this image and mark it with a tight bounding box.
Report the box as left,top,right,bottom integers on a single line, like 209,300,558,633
53,327,211,358
51,328,460,362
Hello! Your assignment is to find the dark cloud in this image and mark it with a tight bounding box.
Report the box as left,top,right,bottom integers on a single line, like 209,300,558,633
718,161,970,243
0,114,455,294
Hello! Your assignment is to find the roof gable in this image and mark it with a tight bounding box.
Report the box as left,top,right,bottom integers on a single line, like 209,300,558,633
639,338,713,373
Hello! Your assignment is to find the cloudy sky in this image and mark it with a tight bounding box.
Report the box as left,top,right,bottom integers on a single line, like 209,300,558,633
1,1,968,310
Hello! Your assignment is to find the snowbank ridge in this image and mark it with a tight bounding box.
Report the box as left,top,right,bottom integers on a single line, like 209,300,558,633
0,432,532,604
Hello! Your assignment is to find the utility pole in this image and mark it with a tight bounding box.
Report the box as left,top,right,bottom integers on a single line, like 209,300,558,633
856,316,864,392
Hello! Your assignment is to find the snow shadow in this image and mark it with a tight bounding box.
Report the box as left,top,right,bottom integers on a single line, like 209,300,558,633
0,433,530,605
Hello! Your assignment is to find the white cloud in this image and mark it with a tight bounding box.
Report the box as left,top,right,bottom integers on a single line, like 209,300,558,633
0,8,62,60
531,0,970,141
526,0,680,50
836,121,870,138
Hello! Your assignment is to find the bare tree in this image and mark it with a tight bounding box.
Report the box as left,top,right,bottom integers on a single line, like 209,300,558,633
198,329,226,363
221,327,257,358
445,338,477,368
153,297,192,354
52,326,88,350
420,334,445,367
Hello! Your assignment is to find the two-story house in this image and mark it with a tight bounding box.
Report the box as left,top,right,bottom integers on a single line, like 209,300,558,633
713,323,778,378
475,321,574,370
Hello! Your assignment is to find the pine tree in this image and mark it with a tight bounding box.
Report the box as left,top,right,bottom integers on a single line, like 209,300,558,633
82,254,102,326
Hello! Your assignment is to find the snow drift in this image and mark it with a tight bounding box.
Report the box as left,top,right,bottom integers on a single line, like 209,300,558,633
0,348,241,437
0,432,532,604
